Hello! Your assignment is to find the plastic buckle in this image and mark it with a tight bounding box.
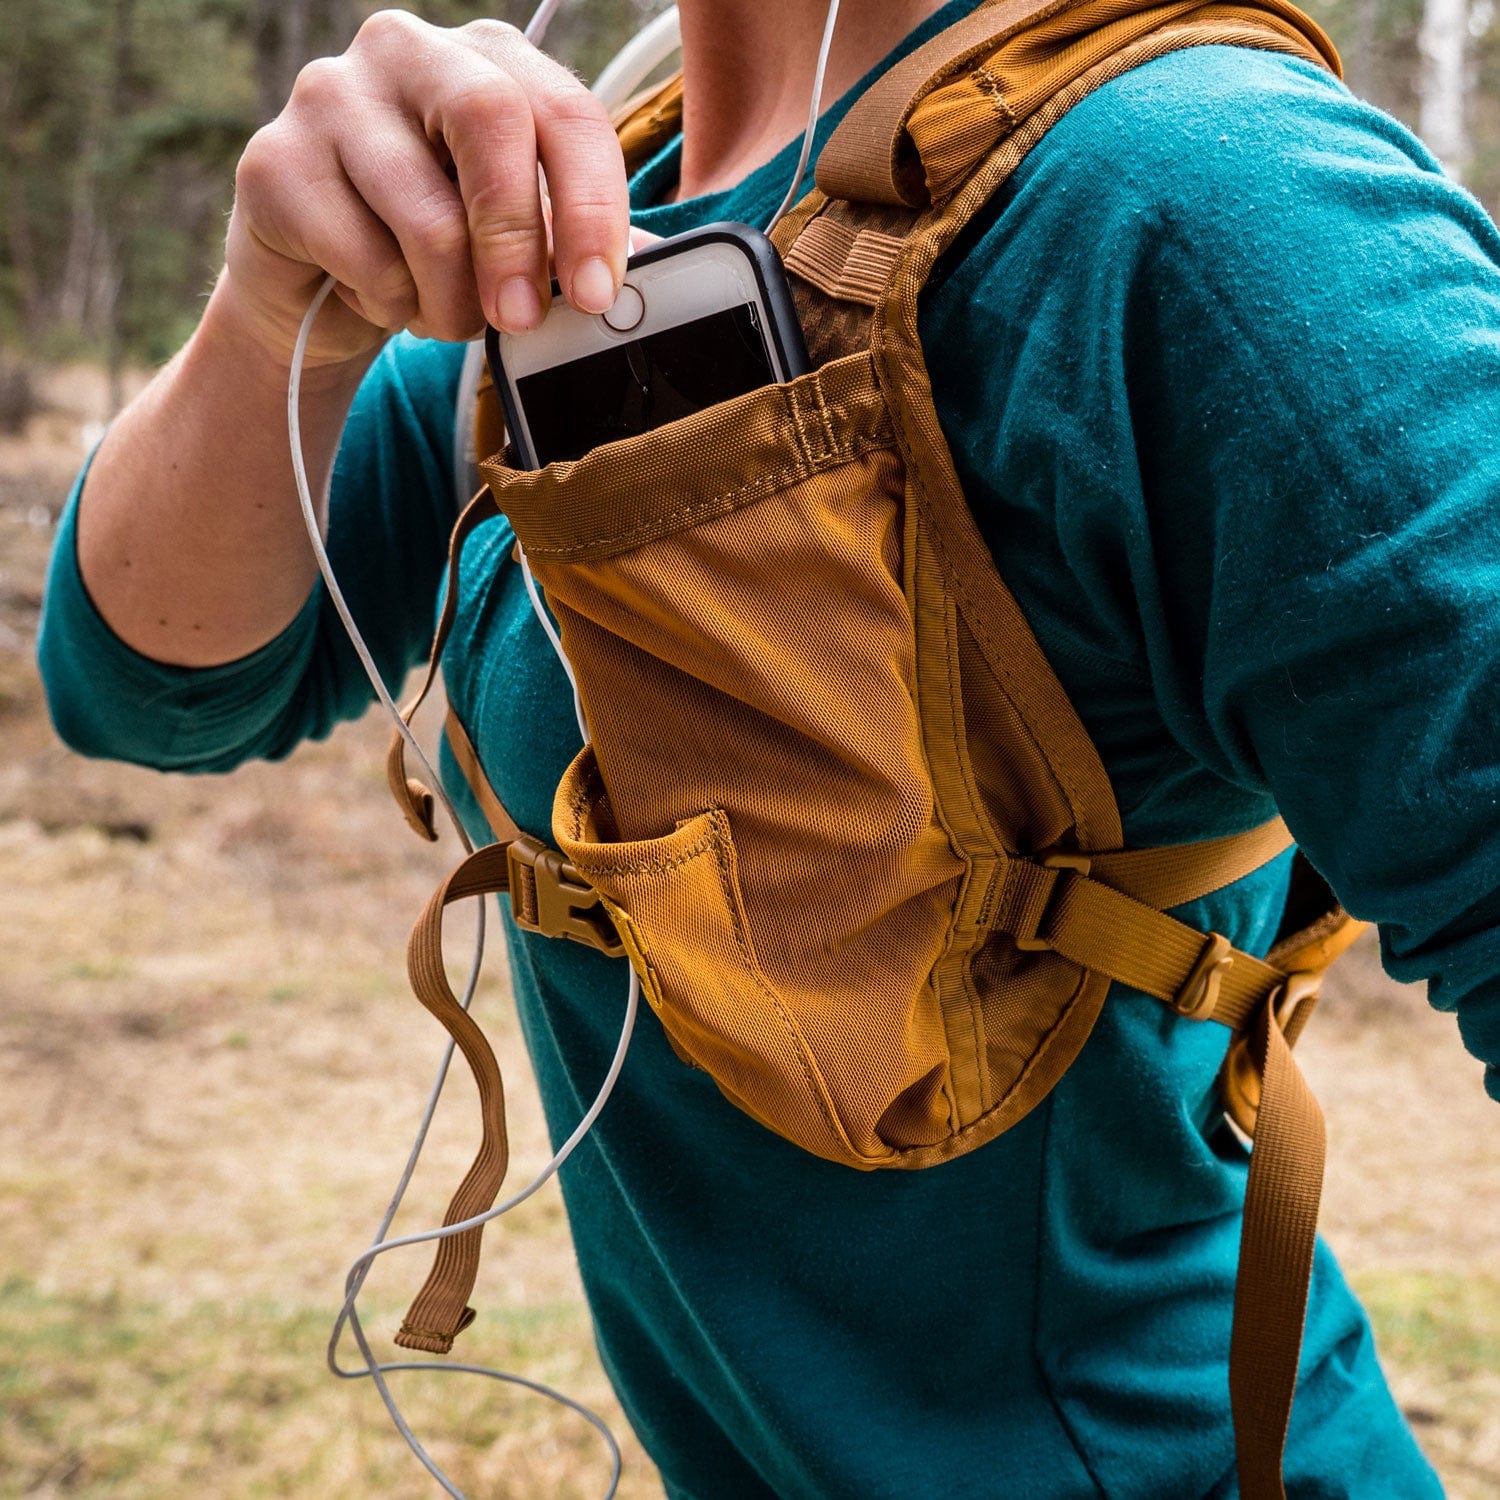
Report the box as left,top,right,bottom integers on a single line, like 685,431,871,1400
1170,931,1234,1019
1012,851,1092,953
506,835,625,958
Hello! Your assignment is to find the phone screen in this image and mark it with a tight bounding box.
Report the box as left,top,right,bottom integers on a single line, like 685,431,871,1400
516,302,776,466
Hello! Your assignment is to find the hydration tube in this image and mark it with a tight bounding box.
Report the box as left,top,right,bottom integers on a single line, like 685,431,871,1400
287,3,840,1494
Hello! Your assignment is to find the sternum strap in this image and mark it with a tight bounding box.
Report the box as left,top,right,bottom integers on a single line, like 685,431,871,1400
991,818,1295,1025
996,855,1282,1023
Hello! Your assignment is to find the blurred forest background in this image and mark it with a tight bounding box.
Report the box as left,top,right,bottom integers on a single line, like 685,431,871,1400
1,3,1499,1499
0,0,673,418
1,0,1499,413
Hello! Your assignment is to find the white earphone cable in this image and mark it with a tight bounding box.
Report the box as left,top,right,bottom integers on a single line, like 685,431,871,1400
289,264,638,1500
765,0,842,234
286,2,839,1493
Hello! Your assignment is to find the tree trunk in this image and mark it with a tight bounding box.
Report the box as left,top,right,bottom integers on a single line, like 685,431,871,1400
54,133,101,330
1418,0,1472,179
0,68,47,341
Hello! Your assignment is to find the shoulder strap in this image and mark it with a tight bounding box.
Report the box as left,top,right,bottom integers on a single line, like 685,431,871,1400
614,72,685,172
817,0,1076,206
816,0,1339,207
796,6,1344,1496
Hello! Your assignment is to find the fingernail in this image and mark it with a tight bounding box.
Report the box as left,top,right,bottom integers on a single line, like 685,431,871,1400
571,257,617,315
495,277,542,332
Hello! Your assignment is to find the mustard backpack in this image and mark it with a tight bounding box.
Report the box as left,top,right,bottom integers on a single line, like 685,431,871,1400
384,3,1366,1495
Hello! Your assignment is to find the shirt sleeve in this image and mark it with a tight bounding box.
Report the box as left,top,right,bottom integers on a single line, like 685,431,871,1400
36,332,469,772
1020,51,1500,1099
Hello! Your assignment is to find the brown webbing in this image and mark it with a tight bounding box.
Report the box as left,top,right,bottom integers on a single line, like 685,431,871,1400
1089,816,1291,908
987,843,1331,1500
444,707,524,844
1230,1000,1326,1499
394,842,516,1354
998,858,1285,1024
816,0,1082,206
782,219,907,307
386,488,499,840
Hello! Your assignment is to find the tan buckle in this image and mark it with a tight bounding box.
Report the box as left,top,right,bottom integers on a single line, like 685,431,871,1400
1170,931,1233,1018
1011,851,1092,953
506,835,625,958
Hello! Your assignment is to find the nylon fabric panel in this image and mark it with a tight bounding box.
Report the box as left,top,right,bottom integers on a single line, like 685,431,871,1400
485,355,890,564
486,375,973,1166
910,9,1336,201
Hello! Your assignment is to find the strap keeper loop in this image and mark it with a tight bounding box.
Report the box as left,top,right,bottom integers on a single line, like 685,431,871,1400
1009,851,1090,952
1171,931,1234,1018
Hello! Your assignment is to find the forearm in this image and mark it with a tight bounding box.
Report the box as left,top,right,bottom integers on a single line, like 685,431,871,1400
76,271,378,668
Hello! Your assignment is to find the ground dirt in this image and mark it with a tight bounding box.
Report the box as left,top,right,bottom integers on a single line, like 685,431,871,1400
0,406,1496,1499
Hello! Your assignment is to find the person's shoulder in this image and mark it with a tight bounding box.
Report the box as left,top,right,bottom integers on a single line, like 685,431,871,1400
1009,45,1445,241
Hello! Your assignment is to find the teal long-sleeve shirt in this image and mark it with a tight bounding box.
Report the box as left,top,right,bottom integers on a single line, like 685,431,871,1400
39,15,1497,1496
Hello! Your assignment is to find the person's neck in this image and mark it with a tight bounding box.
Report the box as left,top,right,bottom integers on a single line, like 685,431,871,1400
673,0,950,201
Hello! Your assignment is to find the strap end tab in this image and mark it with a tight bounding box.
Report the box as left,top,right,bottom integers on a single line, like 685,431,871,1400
394,1306,477,1355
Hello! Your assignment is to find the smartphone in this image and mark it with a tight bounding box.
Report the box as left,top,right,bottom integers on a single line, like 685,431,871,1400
487,223,809,469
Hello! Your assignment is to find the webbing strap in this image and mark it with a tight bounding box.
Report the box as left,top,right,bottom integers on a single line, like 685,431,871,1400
987,824,1330,1500
1015,863,1284,1024
1230,1000,1326,1499
444,707,524,844
1089,816,1291,909
782,218,907,307
990,820,1294,1029
816,0,1077,205
395,842,515,1354
386,488,499,840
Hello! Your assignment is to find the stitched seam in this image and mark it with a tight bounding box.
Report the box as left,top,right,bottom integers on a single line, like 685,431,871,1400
933,507,1098,849
937,594,994,1115
703,812,855,1153
810,378,838,458
786,382,821,467
513,431,895,560
885,326,1100,850
399,1320,464,1341
864,159,1107,848
969,66,1017,130
576,832,720,879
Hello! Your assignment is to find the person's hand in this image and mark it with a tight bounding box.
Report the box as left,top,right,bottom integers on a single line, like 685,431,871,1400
222,10,630,367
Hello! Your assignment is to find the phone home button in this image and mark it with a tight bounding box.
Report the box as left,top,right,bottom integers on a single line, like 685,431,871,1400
601,283,646,333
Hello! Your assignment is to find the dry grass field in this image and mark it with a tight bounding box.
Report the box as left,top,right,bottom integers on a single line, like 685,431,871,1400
1,389,1496,1499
